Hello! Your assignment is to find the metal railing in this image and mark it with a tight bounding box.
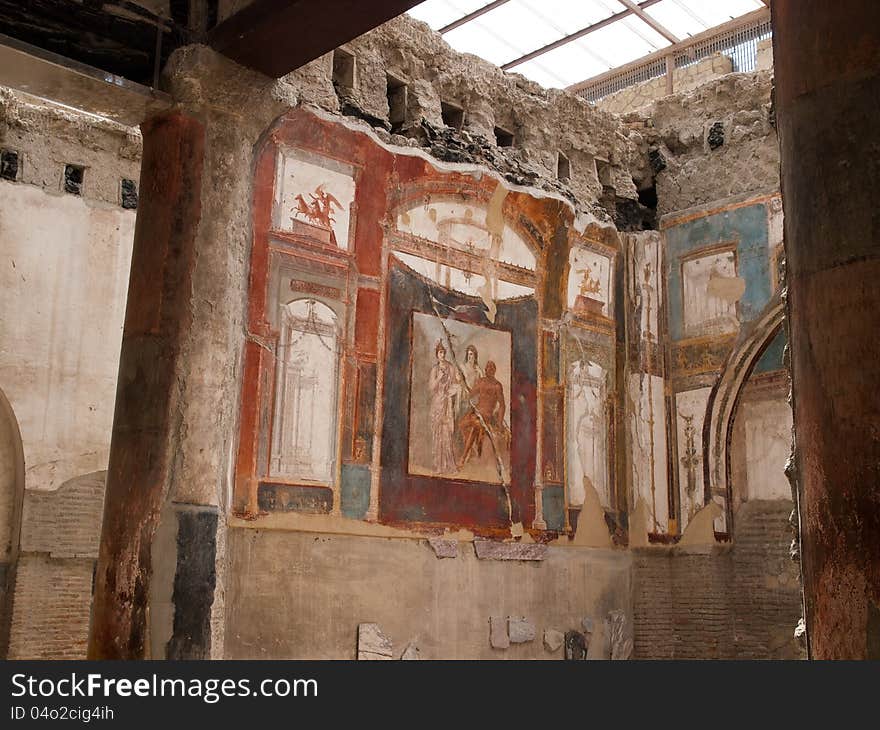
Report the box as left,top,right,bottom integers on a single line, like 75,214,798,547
570,9,772,104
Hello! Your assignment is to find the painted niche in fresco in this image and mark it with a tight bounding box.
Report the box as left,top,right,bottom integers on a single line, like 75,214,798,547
270,298,340,484
272,147,356,249
391,196,537,310
566,360,610,510
408,312,512,484
681,248,743,337
567,246,613,318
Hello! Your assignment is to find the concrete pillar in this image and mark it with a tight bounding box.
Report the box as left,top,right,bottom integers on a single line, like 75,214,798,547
773,0,880,659
89,112,209,659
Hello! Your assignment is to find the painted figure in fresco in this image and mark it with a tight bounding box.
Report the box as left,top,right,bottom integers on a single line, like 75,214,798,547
457,345,484,421
575,393,604,496
458,360,506,467
294,184,343,245
429,340,458,475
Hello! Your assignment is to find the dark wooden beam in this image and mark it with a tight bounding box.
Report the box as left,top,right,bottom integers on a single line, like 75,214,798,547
208,0,424,78
0,0,188,85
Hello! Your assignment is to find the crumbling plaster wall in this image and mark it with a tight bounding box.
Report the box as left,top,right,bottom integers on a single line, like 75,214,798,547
225,528,631,660
625,65,802,658
151,34,642,658
309,15,645,223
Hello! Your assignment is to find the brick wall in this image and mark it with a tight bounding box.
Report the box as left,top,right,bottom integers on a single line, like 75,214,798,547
7,556,94,659
633,499,805,659
19,472,105,557
6,471,105,659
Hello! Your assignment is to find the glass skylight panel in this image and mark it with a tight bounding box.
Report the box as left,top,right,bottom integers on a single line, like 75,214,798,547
517,0,613,32
580,21,671,68
643,1,710,38
444,17,533,67
513,40,612,89
466,1,585,58
406,0,769,90
408,0,493,30
676,0,766,27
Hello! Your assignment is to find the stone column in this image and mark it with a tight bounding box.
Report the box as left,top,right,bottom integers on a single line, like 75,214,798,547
89,112,208,659
773,0,880,659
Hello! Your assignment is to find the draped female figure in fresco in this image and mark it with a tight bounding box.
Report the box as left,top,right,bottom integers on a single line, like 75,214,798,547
429,340,458,474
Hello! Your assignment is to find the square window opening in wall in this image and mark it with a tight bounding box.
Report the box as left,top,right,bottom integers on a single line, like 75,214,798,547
440,101,464,131
332,48,356,93
494,126,514,148
595,158,613,187
557,151,571,181
121,178,138,209
1,149,19,181
64,164,84,195
386,74,408,131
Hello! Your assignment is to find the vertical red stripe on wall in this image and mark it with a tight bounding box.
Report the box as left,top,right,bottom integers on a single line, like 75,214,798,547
355,288,381,357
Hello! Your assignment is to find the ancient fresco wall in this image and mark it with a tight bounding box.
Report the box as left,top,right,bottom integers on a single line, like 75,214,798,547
0,11,803,659
662,194,787,539
232,107,623,538
224,107,636,658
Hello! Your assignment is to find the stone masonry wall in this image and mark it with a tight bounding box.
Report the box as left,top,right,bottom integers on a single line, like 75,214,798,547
7,556,94,659
5,471,105,658
597,53,734,116
630,71,778,217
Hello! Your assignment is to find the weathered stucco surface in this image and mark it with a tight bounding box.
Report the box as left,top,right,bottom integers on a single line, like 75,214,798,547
225,529,630,660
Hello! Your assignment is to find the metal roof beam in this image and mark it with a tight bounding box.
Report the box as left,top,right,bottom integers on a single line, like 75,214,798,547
501,0,664,70
439,0,512,34
616,0,680,43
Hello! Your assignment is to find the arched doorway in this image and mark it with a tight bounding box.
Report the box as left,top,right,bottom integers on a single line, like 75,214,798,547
0,386,25,658
702,292,785,534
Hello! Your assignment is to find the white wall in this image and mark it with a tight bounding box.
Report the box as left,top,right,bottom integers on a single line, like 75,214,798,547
0,181,134,492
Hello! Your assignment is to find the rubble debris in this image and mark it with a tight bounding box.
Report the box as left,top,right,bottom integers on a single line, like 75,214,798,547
543,629,564,653
474,539,547,561
490,616,510,649
427,537,458,558
358,623,393,660
508,617,536,644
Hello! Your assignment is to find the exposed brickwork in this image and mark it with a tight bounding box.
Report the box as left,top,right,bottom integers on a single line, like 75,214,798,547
633,500,805,659
20,472,105,558
732,500,804,659
7,555,94,659
5,472,105,658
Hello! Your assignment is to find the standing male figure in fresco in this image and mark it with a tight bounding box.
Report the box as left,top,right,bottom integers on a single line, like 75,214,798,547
458,360,507,468
429,340,458,474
